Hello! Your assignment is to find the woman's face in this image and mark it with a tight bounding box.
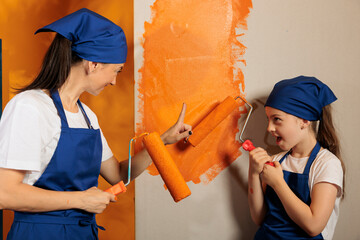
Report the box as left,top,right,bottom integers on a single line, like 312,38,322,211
265,106,305,151
87,63,124,95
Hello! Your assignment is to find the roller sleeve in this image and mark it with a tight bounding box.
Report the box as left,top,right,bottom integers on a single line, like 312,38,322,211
188,96,239,147
143,132,191,202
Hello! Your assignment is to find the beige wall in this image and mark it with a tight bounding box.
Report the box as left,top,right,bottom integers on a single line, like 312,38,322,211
135,0,360,239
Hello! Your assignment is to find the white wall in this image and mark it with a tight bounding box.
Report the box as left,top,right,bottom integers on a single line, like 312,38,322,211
135,1,360,239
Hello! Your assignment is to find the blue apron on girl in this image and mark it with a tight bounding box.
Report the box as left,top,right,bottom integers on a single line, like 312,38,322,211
255,142,323,240
7,90,104,240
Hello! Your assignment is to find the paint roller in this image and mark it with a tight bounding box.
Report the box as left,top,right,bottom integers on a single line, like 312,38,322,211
105,132,191,202
104,133,148,196
187,96,241,147
238,98,274,167
187,95,274,166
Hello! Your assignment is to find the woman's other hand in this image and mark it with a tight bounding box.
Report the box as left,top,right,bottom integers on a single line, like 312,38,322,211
80,187,116,214
161,103,192,145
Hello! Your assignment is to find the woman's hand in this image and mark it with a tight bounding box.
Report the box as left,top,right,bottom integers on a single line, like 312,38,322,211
160,103,192,145
249,147,272,176
261,161,284,188
80,187,116,214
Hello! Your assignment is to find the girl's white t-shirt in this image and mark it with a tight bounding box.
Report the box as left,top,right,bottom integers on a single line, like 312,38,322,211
0,89,113,185
272,149,343,240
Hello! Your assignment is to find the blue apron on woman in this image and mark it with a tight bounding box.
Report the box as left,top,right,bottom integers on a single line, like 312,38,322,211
255,142,323,240
7,90,104,240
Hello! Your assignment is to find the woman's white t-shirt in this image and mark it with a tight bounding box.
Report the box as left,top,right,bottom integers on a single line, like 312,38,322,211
272,149,343,240
0,89,113,185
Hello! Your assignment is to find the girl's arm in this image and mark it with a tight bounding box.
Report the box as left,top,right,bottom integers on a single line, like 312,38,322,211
247,147,273,225
0,168,115,213
100,103,192,186
262,162,338,237
248,172,267,225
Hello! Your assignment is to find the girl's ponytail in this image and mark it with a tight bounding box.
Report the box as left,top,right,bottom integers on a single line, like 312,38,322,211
317,104,345,198
317,105,340,157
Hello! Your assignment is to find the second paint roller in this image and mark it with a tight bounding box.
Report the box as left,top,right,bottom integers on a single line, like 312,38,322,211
188,96,240,147
187,95,274,165
106,132,191,203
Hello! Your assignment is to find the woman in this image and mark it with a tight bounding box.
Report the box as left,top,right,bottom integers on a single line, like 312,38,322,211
0,8,192,240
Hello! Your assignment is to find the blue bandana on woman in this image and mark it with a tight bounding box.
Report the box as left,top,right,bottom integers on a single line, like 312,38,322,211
35,8,128,63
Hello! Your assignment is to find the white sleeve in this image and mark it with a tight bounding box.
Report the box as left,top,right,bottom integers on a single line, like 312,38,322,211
100,129,113,162
0,97,43,171
310,151,344,197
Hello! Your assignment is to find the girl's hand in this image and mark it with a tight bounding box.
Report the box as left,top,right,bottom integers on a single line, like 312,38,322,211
249,147,272,176
161,103,192,145
80,187,116,214
261,161,284,188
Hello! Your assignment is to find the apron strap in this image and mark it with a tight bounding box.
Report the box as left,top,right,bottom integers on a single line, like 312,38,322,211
303,142,321,175
50,90,69,128
278,142,321,175
77,100,94,129
279,151,291,164
50,90,94,129
14,212,105,230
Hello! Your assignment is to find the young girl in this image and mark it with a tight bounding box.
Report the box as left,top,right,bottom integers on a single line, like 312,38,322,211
0,8,191,240
247,76,344,240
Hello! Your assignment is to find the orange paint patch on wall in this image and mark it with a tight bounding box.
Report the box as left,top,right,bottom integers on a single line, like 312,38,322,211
137,0,252,184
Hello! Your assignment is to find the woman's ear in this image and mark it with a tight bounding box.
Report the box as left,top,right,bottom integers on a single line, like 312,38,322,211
85,61,99,74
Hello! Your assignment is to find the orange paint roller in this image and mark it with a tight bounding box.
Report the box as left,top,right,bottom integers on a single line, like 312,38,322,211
143,132,191,202
188,96,240,147
238,97,275,167
105,132,191,202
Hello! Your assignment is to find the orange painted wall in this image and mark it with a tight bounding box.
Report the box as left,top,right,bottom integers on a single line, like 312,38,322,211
0,1,134,240
137,0,252,186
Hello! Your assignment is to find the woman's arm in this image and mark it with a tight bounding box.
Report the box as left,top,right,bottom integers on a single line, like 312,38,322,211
0,168,115,213
100,103,192,186
262,162,338,237
100,149,152,186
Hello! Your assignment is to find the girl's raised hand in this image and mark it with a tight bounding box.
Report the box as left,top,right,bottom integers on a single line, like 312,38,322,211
161,103,192,145
249,147,272,176
260,161,284,188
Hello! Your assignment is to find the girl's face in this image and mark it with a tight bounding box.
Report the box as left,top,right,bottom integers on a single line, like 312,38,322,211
87,63,124,95
265,107,305,151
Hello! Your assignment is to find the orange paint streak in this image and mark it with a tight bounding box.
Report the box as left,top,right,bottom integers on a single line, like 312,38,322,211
137,0,252,185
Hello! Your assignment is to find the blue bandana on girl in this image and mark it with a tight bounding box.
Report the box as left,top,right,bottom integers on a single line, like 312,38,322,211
35,8,127,64
265,76,337,121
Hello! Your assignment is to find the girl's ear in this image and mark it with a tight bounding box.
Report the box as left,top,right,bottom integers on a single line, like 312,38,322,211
301,119,311,130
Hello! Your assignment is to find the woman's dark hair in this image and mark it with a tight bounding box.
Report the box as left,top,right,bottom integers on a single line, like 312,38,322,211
312,104,345,198
17,33,82,92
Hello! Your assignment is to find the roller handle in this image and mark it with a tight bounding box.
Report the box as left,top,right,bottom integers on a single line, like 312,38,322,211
242,139,255,151
105,181,127,195
242,140,274,167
